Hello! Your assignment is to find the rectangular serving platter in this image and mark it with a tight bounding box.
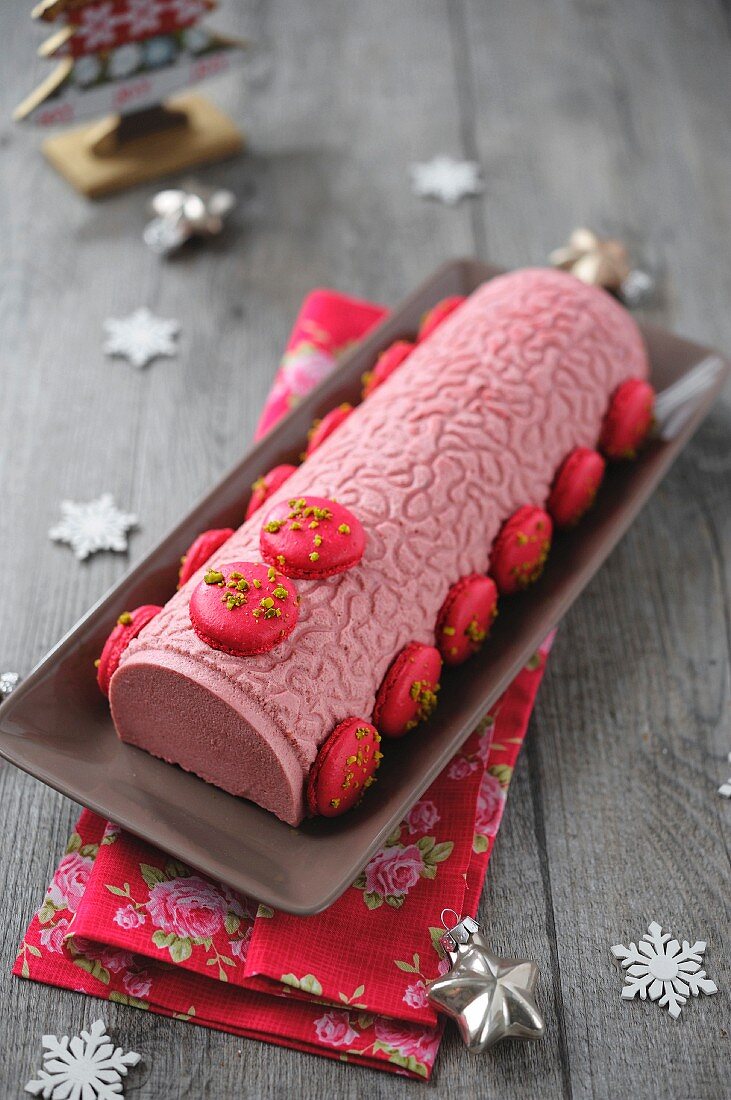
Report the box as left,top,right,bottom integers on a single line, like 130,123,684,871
0,259,728,915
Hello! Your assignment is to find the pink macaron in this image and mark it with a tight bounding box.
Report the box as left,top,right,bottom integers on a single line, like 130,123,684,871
189,561,299,657
306,717,383,817
373,642,442,738
97,605,162,697
178,528,235,588
418,295,467,342
599,378,655,460
362,340,415,398
489,506,553,595
305,404,354,457
548,448,606,527
259,496,365,579
245,464,298,521
435,574,498,665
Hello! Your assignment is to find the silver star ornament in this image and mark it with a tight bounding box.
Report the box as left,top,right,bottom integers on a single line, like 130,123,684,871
427,916,545,1053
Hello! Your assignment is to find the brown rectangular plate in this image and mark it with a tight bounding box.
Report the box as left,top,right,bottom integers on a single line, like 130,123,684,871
0,260,727,914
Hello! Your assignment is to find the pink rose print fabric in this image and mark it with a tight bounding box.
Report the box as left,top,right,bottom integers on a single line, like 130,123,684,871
14,289,555,1081
253,289,386,439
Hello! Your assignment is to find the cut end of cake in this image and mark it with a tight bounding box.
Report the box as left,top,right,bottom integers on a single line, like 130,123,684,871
109,649,309,826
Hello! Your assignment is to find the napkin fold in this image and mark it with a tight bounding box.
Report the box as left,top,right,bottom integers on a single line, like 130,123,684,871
14,290,553,1080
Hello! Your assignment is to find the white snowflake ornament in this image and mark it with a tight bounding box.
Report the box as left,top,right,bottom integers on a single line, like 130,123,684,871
410,156,484,206
49,494,137,561
611,920,718,1019
25,1019,141,1100
103,307,179,369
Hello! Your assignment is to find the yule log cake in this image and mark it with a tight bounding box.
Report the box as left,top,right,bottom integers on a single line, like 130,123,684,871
110,268,649,825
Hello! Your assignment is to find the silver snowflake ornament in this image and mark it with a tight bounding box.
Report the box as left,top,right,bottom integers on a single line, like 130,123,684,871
611,920,718,1019
410,156,484,206
25,1018,141,1100
103,307,179,369
0,671,21,699
49,494,137,561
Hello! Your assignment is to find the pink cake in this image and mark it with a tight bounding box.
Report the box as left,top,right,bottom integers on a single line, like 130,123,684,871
110,268,649,825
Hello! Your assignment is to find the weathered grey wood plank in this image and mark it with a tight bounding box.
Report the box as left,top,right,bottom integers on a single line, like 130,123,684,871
0,0,728,1097
461,1,731,1097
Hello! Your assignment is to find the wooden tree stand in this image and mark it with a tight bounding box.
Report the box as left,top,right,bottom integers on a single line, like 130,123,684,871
42,93,244,199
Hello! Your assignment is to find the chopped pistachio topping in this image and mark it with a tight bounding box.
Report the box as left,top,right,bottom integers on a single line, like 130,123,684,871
346,754,357,766
330,797,341,809
272,585,288,599
442,625,456,636
338,523,350,535
222,592,247,610
204,569,225,585
251,477,266,492
93,658,101,668
309,551,320,562
374,750,384,762
117,612,133,626
355,726,370,739
253,578,262,589
264,519,284,534
229,571,243,580
409,679,440,724
267,566,277,581
290,521,302,531
277,555,286,566
313,535,323,547
465,618,486,645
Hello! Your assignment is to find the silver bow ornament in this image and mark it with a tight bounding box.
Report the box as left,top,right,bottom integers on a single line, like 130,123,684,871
144,182,236,255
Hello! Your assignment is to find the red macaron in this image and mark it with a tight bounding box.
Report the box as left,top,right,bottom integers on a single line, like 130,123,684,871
418,295,467,342
96,604,162,697
373,642,442,739
259,495,365,579
548,447,606,527
362,340,415,398
599,378,655,460
178,528,235,588
489,506,553,595
245,463,298,521
307,717,383,817
189,561,299,657
305,404,354,457
435,574,498,665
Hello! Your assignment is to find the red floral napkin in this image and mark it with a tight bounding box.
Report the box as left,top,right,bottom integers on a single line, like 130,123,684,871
253,289,386,439
14,290,554,1081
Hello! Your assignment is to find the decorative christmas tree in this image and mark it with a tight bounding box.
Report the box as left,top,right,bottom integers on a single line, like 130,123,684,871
14,0,247,197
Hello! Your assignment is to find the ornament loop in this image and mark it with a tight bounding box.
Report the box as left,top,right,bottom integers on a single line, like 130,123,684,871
439,912,479,953
440,907,461,930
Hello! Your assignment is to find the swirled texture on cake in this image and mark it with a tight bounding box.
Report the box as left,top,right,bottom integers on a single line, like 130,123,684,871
110,268,648,824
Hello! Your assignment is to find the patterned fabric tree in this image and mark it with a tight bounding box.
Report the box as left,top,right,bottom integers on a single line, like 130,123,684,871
14,0,247,196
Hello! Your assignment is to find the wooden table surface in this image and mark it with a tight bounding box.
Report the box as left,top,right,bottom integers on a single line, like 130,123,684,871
1,2,729,1096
